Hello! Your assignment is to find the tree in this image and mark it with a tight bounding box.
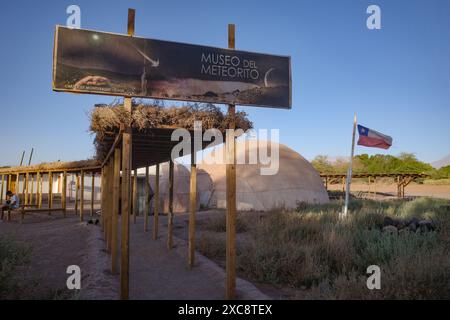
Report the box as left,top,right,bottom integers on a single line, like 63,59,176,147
311,155,334,174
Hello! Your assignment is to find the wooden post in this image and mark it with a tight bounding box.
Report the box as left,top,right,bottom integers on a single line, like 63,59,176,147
100,168,106,233
0,174,4,203
30,174,34,205
225,23,237,300
106,161,113,252
133,169,138,223
373,177,377,199
120,97,133,300
80,170,85,221
120,7,134,296
62,171,67,216
91,173,95,216
37,172,42,209
167,159,174,250
189,144,197,267
153,163,160,240
48,172,53,214
24,172,29,205
75,174,79,213
7,174,12,194
112,147,121,274
18,173,23,201
144,166,149,232
103,165,109,246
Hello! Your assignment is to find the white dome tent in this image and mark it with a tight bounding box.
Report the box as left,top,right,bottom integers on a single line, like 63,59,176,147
198,140,329,211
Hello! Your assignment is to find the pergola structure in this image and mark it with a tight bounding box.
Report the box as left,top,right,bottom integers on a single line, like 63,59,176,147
89,10,244,300
0,160,101,221
320,172,430,198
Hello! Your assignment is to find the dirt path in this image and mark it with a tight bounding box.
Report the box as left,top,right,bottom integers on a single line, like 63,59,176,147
1,208,267,300
0,209,118,299
128,215,268,300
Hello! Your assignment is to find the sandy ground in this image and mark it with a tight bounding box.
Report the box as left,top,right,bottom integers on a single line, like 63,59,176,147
327,183,450,199
0,208,118,299
129,215,267,300
0,205,267,300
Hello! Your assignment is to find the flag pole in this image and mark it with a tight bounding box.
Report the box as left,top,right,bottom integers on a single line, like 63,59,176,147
343,114,357,218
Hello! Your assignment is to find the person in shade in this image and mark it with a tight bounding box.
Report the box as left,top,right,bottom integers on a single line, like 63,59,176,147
1,191,20,221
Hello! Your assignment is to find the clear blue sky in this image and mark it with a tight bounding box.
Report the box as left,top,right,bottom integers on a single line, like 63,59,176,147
1,0,449,166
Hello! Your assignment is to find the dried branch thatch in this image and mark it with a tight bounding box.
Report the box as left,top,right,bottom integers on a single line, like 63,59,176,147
90,102,253,160
0,159,100,174
90,102,252,138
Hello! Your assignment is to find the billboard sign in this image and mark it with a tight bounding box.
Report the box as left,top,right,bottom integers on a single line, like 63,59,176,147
53,26,291,109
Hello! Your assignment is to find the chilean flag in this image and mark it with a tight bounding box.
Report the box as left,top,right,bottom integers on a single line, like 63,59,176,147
357,125,393,149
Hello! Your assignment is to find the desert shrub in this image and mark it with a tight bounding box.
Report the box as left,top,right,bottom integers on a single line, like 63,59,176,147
397,197,447,219
198,232,226,262
0,236,32,299
198,197,450,299
202,212,252,233
352,229,439,270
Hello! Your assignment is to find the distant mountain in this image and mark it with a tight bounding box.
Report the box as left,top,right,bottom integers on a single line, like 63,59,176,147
431,154,450,169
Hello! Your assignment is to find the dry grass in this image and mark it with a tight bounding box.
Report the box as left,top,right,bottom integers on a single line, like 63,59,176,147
198,198,450,299
0,236,33,299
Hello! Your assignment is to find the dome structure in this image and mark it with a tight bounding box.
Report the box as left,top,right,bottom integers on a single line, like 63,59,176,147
147,162,213,213
198,140,329,211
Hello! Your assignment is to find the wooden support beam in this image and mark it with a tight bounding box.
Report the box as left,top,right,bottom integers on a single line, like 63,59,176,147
144,166,149,232
226,23,237,300
167,159,174,250
133,169,138,223
62,171,67,217
30,174,34,205
153,163,160,240
104,162,110,248
37,172,42,209
0,174,4,203
16,173,21,201
101,168,106,234
111,147,121,274
80,170,85,221
24,172,29,205
189,147,197,268
17,173,23,201
106,161,113,253
48,172,53,214
91,173,95,216
120,78,134,300
75,174,79,213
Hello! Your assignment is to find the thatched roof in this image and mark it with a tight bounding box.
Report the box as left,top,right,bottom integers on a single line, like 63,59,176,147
0,159,101,174
91,103,252,138
90,102,253,162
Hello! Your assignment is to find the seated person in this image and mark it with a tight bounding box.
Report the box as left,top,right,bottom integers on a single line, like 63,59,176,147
1,191,20,220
